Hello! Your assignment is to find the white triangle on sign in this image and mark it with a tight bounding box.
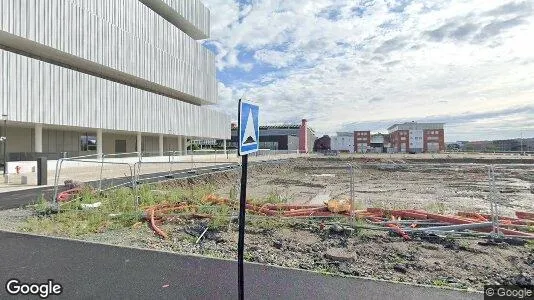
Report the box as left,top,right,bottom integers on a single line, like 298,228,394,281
242,109,257,146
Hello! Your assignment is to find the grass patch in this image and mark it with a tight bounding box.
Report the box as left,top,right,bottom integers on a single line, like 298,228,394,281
248,216,288,231
32,196,53,215
424,202,446,214
249,189,291,206
20,183,222,238
314,266,336,276
206,204,232,231
431,279,448,287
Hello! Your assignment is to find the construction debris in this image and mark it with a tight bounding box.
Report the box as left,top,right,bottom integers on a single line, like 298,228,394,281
56,188,84,202
80,202,102,210
325,199,351,213
139,194,534,241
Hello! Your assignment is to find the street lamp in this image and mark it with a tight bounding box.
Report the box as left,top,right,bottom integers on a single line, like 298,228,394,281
2,114,7,175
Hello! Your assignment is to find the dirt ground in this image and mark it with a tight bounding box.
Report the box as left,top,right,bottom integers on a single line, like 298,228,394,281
0,156,533,291
213,157,534,217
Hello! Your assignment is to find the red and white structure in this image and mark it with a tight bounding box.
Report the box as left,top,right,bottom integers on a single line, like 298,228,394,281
299,119,309,153
354,131,370,153
388,122,445,153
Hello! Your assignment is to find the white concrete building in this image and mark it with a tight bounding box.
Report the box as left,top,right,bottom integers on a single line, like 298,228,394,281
0,0,230,168
331,132,354,153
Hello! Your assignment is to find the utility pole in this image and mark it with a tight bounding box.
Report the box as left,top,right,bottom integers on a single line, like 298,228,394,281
520,131,523,154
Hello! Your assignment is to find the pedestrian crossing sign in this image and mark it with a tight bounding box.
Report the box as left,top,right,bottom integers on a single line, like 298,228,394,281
238,99,259,156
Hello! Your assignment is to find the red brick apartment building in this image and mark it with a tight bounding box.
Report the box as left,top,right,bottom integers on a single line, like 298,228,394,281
387,122,445,153
354,131,371,153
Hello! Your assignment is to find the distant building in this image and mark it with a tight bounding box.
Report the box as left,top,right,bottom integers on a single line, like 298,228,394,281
331,132,355,153
332,131,389,153
370,133,389,153
229,119,316,152
314,135,331,151
354,131,370,153
388,122,445,153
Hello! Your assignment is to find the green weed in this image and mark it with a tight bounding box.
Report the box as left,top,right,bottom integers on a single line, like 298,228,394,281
209,205,232,231
432,279,447,287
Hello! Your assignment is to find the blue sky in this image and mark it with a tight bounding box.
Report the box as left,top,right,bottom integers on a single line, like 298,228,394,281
201,0,534,142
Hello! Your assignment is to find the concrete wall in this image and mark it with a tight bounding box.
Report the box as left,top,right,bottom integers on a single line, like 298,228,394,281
4,127,32,152
164,136,180,152
4,127,196,156
102,133,137,154
142,136,159,153
288,135,299,151
100,133,186,154
42,129,81,153
5,127,81,153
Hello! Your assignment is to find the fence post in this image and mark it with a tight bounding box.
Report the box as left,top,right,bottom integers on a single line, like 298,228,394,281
36,157,47,186
488,165,501,238
52,158,65,211
99,154,105,191
348,163,354,221
167,151,173,178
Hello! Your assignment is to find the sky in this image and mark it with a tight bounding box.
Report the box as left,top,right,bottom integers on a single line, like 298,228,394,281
200,0,534,142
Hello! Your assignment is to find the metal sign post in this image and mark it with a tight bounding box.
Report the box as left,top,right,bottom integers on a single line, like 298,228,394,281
237,154,247,300
237,99,259,300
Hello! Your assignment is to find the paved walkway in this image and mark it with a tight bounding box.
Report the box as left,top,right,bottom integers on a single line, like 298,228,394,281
0,152,303,192
0,230,481,300
0,163,239,210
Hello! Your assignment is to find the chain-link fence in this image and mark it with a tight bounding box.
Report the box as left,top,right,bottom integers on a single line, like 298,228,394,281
24,154,534,291
51,150,308,204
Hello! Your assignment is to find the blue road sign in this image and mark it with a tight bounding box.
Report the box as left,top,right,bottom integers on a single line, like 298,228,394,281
238,99,260,156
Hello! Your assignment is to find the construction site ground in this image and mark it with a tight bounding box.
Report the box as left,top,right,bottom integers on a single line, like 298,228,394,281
0,156,533,292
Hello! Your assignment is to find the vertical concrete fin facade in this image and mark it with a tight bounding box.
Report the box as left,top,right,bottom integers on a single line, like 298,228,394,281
0,0,217,104
139,0,210,40
0,0,231,148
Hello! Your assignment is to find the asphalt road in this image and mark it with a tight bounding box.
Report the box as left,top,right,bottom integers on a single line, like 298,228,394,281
0,163,239,210
0,231,481,300
0,186,54,210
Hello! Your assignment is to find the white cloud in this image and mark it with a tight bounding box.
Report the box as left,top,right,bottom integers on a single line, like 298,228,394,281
202,0,534,140
253,49,296,68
